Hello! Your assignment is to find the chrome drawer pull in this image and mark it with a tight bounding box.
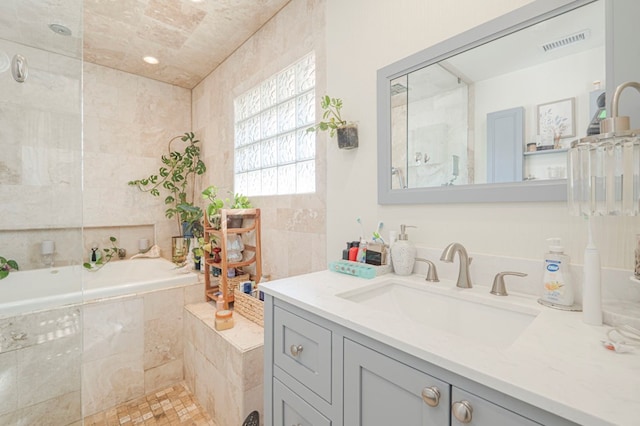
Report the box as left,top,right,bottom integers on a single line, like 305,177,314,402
290,344,304,357
452,400,473,423
421,386,441,407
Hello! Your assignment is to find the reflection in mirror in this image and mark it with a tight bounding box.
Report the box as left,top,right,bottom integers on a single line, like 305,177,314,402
382,0,604,200
392,64,471,188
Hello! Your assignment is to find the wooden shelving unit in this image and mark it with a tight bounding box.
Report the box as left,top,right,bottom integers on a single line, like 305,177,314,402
204,208,262,309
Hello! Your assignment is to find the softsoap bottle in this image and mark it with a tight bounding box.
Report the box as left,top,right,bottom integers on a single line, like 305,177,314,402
541,238,574,307
391,225,416,276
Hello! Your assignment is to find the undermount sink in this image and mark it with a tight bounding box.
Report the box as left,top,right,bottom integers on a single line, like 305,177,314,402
337,279,539,348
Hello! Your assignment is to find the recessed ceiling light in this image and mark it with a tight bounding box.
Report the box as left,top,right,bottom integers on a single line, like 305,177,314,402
49,23,72,36
143,56,159,65
190,0,205,3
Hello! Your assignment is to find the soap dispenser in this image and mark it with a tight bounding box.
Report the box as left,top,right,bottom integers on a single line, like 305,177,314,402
391,225,416,276
541,238,574,307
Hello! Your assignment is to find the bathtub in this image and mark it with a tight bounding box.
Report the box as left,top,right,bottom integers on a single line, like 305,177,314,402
0,258,198,318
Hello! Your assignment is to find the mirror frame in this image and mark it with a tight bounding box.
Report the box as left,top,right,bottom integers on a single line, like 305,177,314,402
377,0,599,204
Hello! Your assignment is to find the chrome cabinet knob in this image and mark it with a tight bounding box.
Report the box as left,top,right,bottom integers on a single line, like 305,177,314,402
452,400,473,423
290,344,304,357
421,386,441,407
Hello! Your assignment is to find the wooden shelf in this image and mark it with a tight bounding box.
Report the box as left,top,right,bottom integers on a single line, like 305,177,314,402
203,208,262,310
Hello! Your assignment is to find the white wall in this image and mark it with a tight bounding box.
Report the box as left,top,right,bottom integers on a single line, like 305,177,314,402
325,0,640,270
474,47,604,181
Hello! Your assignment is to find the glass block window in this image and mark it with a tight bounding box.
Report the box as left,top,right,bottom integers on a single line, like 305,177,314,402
234,53,316,196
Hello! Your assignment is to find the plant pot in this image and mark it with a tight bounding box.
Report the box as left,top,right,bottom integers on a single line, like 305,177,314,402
182,221,193,238
227,215,244,228
337,125,358,150
171,236,190,265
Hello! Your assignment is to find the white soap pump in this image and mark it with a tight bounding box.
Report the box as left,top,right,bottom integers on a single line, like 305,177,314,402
391,224,416,276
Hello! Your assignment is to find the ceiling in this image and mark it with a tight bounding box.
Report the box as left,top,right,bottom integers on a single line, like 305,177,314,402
1,0,291,89
401,0,604,100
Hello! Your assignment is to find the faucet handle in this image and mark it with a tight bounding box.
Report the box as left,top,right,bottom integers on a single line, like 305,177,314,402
415,258,439,282
490,271,527,296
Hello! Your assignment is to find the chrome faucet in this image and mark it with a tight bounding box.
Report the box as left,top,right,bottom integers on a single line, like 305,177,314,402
440,243,472,288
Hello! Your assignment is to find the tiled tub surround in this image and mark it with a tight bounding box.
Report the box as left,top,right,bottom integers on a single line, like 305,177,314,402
0,305,82,425
0,258,202,421
184,303,264,426
261,249,640,426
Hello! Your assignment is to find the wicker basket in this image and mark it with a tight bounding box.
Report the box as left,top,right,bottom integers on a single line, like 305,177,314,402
233,288,264,327
227,272,250,291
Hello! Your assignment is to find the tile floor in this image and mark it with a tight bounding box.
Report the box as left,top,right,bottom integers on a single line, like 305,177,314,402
84,383,216,426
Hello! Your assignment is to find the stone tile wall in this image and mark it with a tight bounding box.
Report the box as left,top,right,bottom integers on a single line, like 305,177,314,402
184,303,264,426
0,279,203,421
82,281,203,417
192,0,327,281
0,306,83,425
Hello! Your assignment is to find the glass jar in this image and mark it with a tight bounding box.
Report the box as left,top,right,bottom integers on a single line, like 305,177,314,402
215,309,234,331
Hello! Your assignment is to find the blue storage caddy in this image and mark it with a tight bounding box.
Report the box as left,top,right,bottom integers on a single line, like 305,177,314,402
329,260,377,279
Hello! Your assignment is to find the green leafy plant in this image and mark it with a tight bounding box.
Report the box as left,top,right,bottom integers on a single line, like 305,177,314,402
202,185,225,228
226,192,252,209
83,237,121,271
128,132,206,235
0,257,19,280
306,95,348,138
176,203,204,238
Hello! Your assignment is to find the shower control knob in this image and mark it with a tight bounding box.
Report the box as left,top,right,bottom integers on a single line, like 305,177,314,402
452,400,473,423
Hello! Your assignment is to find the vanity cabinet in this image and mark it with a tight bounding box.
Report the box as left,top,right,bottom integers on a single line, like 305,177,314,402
273,378,331,426
344,339,538,426
343,338,449,425
264,295,577,426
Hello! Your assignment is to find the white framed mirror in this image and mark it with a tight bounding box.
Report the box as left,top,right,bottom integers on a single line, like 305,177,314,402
377,0,605,204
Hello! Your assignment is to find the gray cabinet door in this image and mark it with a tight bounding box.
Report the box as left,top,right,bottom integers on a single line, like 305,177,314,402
344,339,450,426
273,378,331,426
451,387,538,426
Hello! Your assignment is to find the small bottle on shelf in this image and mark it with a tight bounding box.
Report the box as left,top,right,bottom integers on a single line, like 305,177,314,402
216,294,225,311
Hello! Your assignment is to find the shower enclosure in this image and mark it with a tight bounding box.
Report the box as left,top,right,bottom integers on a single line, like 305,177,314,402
0,1,84,424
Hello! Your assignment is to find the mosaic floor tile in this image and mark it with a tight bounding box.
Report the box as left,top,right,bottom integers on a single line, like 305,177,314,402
84,383,215,426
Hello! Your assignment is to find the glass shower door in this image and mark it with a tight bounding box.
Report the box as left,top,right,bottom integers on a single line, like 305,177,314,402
0,1,84,424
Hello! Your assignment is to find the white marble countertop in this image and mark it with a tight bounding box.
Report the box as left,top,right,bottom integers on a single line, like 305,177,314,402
261,270,640,426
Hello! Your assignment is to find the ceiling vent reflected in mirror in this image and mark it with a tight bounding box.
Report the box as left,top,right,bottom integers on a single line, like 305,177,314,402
541,29,591,53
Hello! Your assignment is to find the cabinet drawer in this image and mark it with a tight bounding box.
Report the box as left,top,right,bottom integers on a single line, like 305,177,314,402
451,387,538,426
273,378,331,426
274,306,332,403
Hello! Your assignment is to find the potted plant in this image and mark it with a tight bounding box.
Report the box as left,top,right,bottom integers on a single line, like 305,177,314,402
176,203,204,238
307,95,358,149
128,132,206,236
202,185,224,229
225,192,252,228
